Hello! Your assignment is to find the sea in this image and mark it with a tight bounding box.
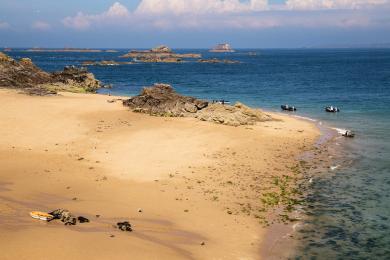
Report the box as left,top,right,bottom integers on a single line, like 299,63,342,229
7,48,390,259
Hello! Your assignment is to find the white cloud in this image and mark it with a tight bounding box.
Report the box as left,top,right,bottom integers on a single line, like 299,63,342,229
61,1,390,31
62,2,130,30
106,1,130,17
285,0,388,10
135,0,269,15
32,21,51,31
0,21,10,30
63,12,92,30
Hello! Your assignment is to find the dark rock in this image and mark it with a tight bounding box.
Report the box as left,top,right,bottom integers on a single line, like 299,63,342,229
116,221,132,232
123,83,208,117
49,209,77,225
0,52,51,89
0,52,102,94
77,216,90,223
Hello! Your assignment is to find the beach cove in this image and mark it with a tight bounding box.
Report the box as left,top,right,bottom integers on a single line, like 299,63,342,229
0,88,319,259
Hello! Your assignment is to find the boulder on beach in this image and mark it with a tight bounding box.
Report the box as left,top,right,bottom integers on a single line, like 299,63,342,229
123,83,208,117
123,83,273,126
51,66,102,92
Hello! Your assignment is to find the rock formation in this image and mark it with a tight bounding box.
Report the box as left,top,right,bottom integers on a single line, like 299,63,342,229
0,52,103,94
51,66,102,92
0,52,52,88
195,102,271,126
121,45,201,63
123,83,208,116
123,84,272,126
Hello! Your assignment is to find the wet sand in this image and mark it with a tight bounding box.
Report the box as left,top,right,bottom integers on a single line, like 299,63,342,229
0,89,319,259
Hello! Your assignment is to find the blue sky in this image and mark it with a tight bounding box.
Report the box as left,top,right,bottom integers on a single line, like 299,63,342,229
0,0,389,48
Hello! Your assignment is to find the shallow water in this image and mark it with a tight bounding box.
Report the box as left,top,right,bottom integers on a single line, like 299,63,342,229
6,48,390,258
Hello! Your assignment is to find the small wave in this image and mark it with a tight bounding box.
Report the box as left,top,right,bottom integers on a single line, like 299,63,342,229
293,115,317,122
330,165,340,171
293,222,303,231
332,127,348,135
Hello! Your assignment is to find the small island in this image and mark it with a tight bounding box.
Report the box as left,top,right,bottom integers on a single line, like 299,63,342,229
209,43,235,53
25,48,111,53
121,45,201,63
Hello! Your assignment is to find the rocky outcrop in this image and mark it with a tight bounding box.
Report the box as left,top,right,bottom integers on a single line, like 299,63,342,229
0,52,103,94
136,57,182,63
0,52,52,88
195,102,271,126
151,45,172,53
51,66,102,92
121,45,201,63
123,84,272,126
123,83,208,116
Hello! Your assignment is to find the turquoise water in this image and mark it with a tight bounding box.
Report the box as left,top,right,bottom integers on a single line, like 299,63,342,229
7,49,390,258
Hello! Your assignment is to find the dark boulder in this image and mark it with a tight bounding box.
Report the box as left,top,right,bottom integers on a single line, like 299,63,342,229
116,221,132,232
123,83,208,117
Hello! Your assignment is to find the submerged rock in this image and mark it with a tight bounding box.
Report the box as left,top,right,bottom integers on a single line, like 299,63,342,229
198,58,240,64
123,84,273,126
82,60,133,66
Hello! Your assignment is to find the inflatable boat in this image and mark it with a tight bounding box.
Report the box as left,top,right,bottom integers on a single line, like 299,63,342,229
325,106,340,113
281,105,297,111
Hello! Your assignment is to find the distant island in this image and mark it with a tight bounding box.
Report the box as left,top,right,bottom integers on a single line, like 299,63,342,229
25,48,118,53
121,45,201,63
209,43,235,53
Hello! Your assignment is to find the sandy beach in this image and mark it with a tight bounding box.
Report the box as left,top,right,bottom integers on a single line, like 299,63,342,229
0,89,319,259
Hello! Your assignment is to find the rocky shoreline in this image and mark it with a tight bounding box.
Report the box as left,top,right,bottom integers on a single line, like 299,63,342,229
0,52,104,95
